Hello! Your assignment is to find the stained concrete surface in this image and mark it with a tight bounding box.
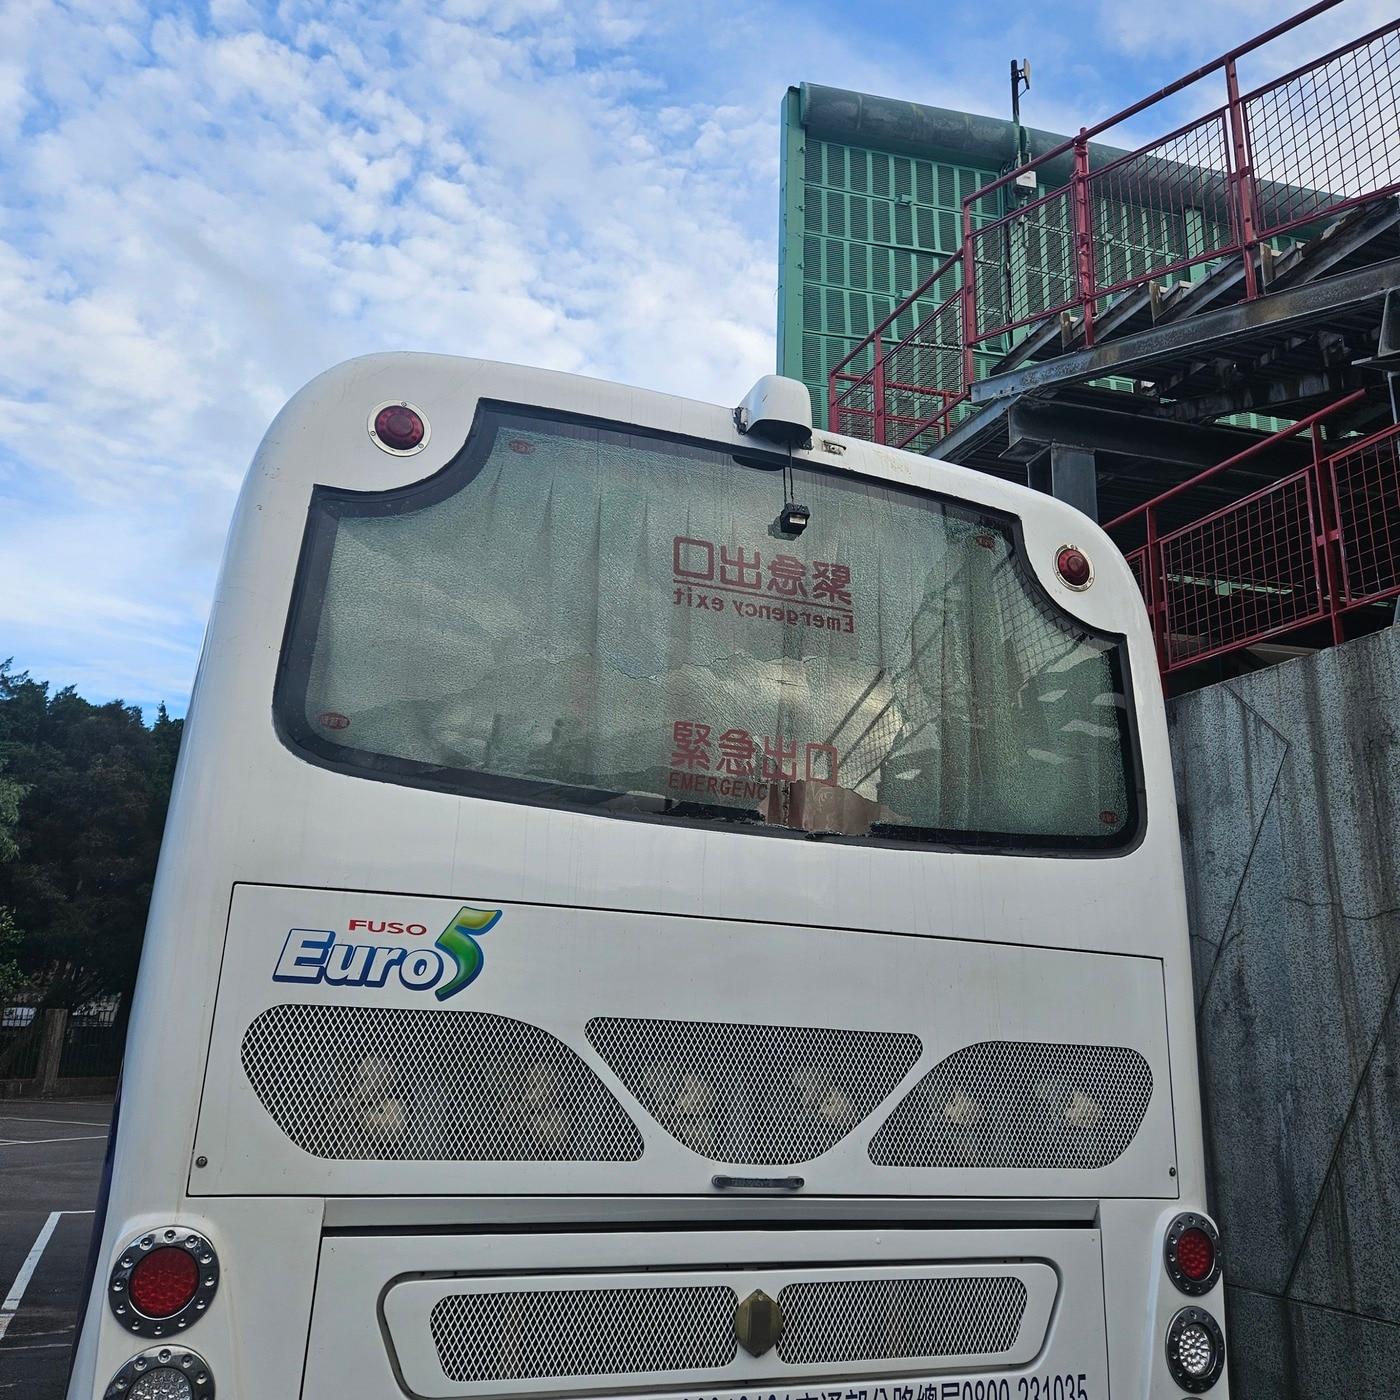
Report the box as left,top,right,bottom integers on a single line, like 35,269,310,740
1170,626,1400,1399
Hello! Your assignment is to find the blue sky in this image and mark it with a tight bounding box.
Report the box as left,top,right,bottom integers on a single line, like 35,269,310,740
0,0,1388,718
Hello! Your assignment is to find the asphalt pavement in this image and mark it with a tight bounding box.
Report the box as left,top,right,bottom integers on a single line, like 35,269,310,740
0,1098,113,1399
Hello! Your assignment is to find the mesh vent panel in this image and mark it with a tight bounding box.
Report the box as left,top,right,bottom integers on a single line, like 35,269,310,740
870,1040,1152,1170
587,1017,920,1164
430,1286,737,1382
777,1276,1027,1363
241,1004,643,1161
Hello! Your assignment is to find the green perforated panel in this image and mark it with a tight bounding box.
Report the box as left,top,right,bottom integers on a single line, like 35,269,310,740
778,88,1005,427
776,86,1286,446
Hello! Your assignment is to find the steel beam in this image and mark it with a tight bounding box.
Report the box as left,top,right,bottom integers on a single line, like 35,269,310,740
1004,399,1312,470
1027,443,1098,520
969,257,1400,405
1151,367,1361,423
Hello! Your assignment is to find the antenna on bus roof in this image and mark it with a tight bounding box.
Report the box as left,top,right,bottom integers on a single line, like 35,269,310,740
734,374,812,450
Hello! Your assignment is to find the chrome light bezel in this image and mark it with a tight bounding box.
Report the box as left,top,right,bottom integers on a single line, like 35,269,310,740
108,1228,219,1338
103,1344,215,1399
367,399,431,456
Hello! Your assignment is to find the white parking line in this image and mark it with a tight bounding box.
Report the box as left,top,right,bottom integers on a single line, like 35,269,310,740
0,1212,61,1342
0,1135,108,1146
0,1115,109,1128
0,1209,94,1344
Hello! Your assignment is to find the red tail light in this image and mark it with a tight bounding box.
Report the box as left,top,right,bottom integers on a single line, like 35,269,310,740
128,1247,199,1318
110,1229,220,1337
368,400,429,455
1055,544,1093,589
1176,1226,1216,1281
1165,1212,1221,1294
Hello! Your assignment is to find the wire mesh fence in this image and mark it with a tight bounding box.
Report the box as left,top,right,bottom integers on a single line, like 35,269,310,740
1087,113,1236,296
969,188,1076,342
1246,22,1400,239
884,293,967,451
831,373,878,441
1112,415,1400,676
1157,470,1324,669
826,13,1400,443
1330,424,1400,607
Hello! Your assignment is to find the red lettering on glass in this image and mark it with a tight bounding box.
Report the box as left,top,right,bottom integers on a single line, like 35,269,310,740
716,728,756,776
673,536,715,581
766,554,807,598
812,561,852,607
761,734,798,782
671,720,712,770
805,742,840,787
719,545,763,590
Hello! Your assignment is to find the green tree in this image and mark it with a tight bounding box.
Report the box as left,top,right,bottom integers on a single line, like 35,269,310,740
0,764,20,864
0,761,24,997
0,660,182,1006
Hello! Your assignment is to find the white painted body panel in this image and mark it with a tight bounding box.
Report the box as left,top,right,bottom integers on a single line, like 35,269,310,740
66,355,1224,1400
319,1231,1079,1400
193,885,1176,1200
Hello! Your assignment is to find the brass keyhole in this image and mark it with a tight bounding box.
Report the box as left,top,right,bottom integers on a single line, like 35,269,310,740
734,1289,784,1357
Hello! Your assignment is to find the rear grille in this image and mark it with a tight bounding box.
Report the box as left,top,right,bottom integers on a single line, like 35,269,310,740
241,1004,643,1161
777,1276,1027,1363
430,1286,737,1382
586,1017,921,1163
869,1040,1153,1170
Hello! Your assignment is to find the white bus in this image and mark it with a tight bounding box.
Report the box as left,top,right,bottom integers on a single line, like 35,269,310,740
69,357,1227,1400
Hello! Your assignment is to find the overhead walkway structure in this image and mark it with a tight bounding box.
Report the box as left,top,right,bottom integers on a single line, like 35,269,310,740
823,2,1400,686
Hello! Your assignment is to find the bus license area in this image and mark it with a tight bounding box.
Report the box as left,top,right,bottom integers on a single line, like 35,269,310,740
673,1376,1092,1400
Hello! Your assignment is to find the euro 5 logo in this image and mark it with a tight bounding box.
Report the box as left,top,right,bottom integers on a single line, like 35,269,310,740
273,906,501,1002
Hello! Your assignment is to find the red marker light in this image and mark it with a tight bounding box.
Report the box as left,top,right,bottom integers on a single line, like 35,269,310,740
1176,1226,1216,1282
372,403,425,452
1165,1213,1221,1295
127,1247,200,1319
1055,545,1093,589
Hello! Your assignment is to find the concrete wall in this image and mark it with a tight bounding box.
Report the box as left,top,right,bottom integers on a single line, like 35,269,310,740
1169,626,1400,1399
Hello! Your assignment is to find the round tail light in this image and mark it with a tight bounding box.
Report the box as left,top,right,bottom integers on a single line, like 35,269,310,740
1165,1306,1225,1392
104,1345,214,1400
110,1229,220,1337
1165,1212,1221,1294
1177,1227,1216,1280
129,1248,199,1317
369,401,429,455
1055,544,1093,589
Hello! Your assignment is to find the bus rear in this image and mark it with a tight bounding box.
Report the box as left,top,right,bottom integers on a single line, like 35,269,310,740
69,355,1226,1400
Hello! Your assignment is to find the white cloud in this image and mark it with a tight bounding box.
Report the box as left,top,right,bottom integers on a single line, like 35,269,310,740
0,0,1391,711
0,1,794,711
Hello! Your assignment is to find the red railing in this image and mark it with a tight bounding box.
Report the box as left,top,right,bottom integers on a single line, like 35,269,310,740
828,2,1400,444
1104,395,1400,674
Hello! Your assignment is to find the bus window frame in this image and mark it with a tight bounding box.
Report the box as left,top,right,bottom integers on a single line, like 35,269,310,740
272,400,1147,858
